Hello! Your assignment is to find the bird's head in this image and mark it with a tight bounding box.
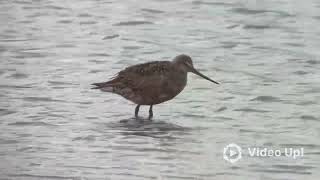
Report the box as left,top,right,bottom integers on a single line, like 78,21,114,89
173,54,219,84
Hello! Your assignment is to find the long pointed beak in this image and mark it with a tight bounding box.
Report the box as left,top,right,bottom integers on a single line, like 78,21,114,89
190,67,219,84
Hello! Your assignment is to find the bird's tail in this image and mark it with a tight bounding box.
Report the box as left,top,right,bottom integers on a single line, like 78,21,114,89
91,82,106,89
92,75,121,92
91,82,114,92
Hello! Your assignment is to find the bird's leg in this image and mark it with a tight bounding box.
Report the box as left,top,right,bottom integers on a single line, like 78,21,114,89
135,105,140,118
148,105,153,119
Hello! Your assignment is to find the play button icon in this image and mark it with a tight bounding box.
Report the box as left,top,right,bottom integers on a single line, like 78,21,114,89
229,149,237,157
223,143,242,163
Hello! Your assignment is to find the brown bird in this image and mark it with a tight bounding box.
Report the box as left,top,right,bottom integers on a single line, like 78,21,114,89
92,54,219,119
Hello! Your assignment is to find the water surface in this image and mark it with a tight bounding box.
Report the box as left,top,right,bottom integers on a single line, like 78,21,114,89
0,0,320,179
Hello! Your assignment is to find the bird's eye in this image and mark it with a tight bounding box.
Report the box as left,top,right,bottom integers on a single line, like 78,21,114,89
185,61,192,67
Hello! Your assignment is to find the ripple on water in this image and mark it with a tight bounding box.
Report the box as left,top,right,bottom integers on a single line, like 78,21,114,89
231,7,293,17
111,118,189,131
243,24,273,30
88,59,107,64
17,146,48,152
272,164,315,171
215,107,227,112
305,60,320,65
48,80,74,86
12,51,48,59
87,53,110,57
279,143,319,149
113,21,154,26
44,5,70,11
78,13,92,17
102,34,119,40
250,164,313,175
192,1,235,7
0,139,19,144
284,42,305,47
72,135,96,142
7,121,57,127
231,7,270,15
141,8,165,14
8,72,29,79
80,21,97,25
300,115,318,121
234,108,270,113
297,100,316,106
0,108,16,116
89,69,104,74
181,113,208,119
293,70,309,75
22,97,65,103
57,20,73,24
123,46,141,50
214,116,234,121
250,96,281,102
0,84,32,89
9,174,77,180
101,118,191,138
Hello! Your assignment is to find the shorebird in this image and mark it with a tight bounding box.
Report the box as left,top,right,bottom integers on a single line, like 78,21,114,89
92,54,219,119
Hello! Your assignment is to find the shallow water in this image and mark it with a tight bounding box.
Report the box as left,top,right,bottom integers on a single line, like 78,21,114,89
0,0,320,179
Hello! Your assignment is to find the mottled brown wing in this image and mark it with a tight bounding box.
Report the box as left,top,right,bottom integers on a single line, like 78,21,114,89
117,61,172,90
92,61,175,104
113,61,178,104
121,61,171,76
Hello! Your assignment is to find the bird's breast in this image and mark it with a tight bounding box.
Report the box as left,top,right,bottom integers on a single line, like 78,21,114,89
149,71,187,104
117,69,188,105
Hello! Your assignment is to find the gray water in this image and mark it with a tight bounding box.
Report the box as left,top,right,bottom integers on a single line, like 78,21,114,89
1,0,320,179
